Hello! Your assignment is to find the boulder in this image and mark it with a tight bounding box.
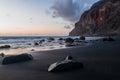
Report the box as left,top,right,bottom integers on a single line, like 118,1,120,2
58,38,63,41
65,38,74,43
80,36,86,40
47,37,55,42
0,45,11,49
48,56,83,72
34,42,39,46
65,38,75,47
48,61,83,72
2,53,33,65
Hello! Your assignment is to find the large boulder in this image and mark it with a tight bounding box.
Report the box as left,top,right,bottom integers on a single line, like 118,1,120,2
48,61,83,72
65,38,75,47
2,53,33,65
48,56,83,72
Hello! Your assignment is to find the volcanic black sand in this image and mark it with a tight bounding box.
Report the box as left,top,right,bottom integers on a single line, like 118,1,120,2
0,37,120,80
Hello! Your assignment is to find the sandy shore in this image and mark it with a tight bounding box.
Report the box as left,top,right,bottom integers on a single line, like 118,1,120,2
0,39,120,80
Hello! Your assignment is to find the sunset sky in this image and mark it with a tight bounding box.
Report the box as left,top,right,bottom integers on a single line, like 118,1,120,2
0,0,99,36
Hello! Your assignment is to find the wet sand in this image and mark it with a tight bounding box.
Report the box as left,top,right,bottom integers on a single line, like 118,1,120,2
0,40,120,80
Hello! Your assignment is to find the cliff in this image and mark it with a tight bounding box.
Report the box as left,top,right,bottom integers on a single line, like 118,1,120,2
69,0,120,36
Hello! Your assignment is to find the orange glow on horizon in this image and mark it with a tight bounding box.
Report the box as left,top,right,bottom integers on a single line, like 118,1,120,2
0,26,71,36
0,20,72,36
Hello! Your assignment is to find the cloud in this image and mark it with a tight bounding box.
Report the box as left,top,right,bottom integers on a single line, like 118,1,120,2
64,24,74,29
64,25,71,29
50,0,99,23
51,0,80,23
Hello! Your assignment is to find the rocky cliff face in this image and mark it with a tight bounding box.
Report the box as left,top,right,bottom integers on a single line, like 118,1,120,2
69,0,120,36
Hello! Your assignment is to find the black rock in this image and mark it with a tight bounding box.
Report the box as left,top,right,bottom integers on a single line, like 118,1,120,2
2,53,33,65
0,45,11,49
80,36,86,40
47,37,55,42
48,62,83,72
58,38,63,41
65,38,74,43
34,42,39,46
48,56,83,72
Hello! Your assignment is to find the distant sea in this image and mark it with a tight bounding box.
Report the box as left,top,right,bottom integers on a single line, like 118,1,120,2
0,36,102,55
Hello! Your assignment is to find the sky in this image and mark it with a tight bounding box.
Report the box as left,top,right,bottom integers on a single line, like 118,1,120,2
0,0,99,36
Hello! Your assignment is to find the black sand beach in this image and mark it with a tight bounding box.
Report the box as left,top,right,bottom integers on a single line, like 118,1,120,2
0,0,120,79
0,39,120,80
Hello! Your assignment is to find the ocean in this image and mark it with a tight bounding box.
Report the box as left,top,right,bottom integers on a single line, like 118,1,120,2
0,36,102,55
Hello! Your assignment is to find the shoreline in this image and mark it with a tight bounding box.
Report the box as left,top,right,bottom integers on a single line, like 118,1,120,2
0,36,103,55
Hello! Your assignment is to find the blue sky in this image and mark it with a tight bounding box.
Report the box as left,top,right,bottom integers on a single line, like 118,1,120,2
0,0,99,36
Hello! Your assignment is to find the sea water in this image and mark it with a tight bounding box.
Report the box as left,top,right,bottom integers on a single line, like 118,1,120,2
0,36,102,55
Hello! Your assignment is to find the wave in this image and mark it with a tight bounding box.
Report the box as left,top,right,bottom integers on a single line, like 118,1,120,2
0,36,103,55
